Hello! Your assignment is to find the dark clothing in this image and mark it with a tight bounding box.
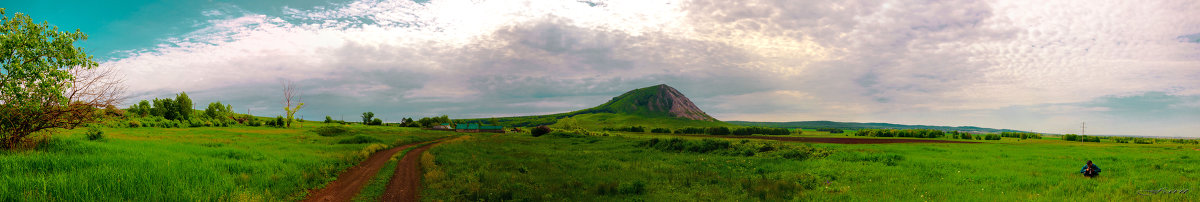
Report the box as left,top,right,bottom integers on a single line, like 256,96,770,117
1081,164,1101,177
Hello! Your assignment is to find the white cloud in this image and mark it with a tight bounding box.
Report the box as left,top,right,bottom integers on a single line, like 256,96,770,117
102,0,1200,136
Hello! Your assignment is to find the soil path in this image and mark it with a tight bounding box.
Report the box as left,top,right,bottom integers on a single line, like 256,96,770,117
303,137,448,202
682,135,980,144
379,136,465,201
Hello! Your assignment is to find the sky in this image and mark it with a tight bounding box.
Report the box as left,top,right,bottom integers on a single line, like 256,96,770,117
6,0,1200,137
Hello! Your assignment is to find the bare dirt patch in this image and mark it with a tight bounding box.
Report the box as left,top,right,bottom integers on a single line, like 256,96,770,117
684,135,980,144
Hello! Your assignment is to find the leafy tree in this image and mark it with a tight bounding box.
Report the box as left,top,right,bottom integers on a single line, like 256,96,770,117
1,8,126,148
399,117,417,127
133,100,150,117
204,101,228,119
175,92,192,120
362,112,375,125
324,115,333,123
416,115,452,128
372,118,383,126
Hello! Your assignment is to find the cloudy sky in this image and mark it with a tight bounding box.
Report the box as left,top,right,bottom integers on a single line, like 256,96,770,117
8,0,1200,137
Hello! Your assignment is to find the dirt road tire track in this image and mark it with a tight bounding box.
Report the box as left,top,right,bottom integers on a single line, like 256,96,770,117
379,138,455,202
303,137,449,202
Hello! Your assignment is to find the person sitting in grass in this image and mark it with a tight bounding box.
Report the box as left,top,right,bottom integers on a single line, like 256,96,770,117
1080,160,1101,177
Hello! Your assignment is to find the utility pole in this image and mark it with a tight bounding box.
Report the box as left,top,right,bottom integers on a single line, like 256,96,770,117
1081,122,1086,136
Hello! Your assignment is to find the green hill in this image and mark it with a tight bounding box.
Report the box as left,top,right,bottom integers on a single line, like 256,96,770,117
458,84,728,129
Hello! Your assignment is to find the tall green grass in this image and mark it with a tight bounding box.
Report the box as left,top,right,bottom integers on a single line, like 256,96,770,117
0,124,452,201
422,132,1200,201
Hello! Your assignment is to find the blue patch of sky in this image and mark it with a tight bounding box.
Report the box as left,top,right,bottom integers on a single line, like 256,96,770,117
1085,91,1200,118
1180,33,1200,43
4,0,356,61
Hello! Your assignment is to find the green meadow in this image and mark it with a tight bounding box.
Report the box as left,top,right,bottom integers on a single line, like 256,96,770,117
421,131,1200,201
0,124,451,201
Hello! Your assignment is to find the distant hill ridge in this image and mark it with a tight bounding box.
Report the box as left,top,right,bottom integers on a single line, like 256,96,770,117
458,84,721,127
727,121,1030,133
577,84,717,121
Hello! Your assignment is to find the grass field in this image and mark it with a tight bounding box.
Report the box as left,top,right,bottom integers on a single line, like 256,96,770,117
0,123,453,201
3,121,1196,201
421,131,1200,201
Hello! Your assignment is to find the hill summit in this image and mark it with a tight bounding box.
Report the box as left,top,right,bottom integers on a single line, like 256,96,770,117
580,84,717,121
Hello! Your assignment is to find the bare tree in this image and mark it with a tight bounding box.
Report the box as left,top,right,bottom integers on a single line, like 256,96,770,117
66,64,128,108
282,81,304,128
1,65,126,149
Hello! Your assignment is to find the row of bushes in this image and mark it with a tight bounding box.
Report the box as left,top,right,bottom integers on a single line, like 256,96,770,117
854,129,946,138
1112,137,1155,144
1169,139,1199,144
949,131,976,140
982,134,1002,140
672,126,724,134
1061,134,1101,142
673,127,794,136
999,132,1043,139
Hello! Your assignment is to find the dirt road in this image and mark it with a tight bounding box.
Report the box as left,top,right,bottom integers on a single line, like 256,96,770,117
378,139,450,201
303,138,446,202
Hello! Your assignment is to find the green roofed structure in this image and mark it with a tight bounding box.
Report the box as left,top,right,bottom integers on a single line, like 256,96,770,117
452,123,505,133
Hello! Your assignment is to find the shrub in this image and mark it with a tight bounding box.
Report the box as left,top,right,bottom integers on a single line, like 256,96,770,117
984,134,1001,140
86,126,104,141
275,116,286,128
313,126,351,136
531,126,552,137
371,118,383,126
324,116,333,123
775,147,833,160
127,120,141,128
650,128,671,133
355,143,389,159
338,135,383,144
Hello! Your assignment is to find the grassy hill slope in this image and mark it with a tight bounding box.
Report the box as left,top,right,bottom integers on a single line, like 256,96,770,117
458,84,726,129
